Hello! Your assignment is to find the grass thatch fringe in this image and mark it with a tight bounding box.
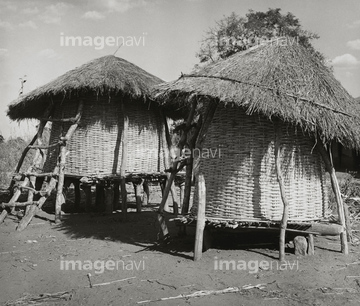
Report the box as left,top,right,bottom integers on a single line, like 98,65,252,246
8,55,163,120
153,38,360,150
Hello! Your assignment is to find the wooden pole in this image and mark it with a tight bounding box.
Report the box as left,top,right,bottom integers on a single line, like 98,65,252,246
316,141,348,254
134,181,143,213
142,181,149,206
194,173,206,261
307,234,315,255
54,100,83,224
274,123,289,262
81,184,92,212
120,101,129,221
74,180,81,212
179,182,185,208
113,181,120,210
104,183,114,214
95,182,105,212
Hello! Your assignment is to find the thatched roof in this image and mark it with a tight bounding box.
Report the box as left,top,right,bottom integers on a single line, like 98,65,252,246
8,55,163,120
153,38,360,150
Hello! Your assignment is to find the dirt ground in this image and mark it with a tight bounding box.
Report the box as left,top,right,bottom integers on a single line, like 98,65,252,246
0,186,360,306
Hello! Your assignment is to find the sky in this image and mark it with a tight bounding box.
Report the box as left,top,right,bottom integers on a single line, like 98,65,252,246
0,0,359,140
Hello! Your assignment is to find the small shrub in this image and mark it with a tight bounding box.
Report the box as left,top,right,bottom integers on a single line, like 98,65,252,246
0,136,35,188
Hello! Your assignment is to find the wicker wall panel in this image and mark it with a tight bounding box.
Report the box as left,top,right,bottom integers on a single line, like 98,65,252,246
191,106,328,222
43,96,166,177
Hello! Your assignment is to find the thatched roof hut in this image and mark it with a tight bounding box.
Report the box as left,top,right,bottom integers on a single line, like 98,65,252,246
154,38,360,224
7,55,168,178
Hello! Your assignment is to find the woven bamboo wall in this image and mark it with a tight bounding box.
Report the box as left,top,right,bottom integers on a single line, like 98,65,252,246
191,106,328,222
43,96,166,177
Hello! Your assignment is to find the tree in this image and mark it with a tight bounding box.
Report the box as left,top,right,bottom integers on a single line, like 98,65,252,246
196,8,322,64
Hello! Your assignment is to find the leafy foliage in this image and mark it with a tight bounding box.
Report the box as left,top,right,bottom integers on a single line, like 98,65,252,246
196,8,322,64
0,137,34,188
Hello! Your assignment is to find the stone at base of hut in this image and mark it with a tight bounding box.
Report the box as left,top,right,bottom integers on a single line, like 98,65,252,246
294,236,308,256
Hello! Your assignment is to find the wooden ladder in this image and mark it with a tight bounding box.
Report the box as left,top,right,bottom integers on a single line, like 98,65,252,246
0,101,83,230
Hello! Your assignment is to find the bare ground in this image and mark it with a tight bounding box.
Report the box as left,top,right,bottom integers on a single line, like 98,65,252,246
0,187,360,306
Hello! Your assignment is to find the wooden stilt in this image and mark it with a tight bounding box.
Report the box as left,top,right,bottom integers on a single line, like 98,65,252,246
343,202,353,242
134,181,143,213
170,184,179,215
54,145,66,223
104,183,114,214
179,183,185,209
316,141,348,254
142,181,149,206
159,179,170,212
120,101,129,221
74,180,81,212
194,174,206,261
113,181,120,210
81,184,92,212
307,234,315,255
95,183,105,212
274,123,289,262
121,179,127,219
26,176,36,215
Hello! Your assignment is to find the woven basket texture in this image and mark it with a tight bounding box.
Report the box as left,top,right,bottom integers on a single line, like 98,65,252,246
43,96,166,177
191,106,328,222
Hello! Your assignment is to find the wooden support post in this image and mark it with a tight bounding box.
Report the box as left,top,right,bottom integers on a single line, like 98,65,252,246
274,124,289,262
113,181,120,210
134,182,143,213
343,201,352,242
81,184,92,212
170,184,179,215
142,181,149,206
316,141,348,254
121,179,127,218
54,101,83,224
74,180,81,212
26,176,36,215
95,183,105,212
307,234,315,255
104,183,114,214
179,183,185,209
54,145,66,223
194,174,206,261
120,101,129,221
